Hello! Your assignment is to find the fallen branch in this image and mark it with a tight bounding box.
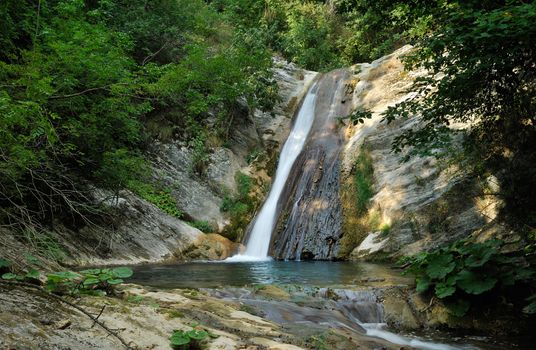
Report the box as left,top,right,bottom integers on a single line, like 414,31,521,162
92,304,106,328
0,280,133,349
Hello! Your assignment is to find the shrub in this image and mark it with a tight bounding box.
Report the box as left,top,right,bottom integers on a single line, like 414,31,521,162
128,181,183,219
189,220,214,233
354,148,374,215
45,267,134,296
219,172,257,241
401,239,535,316
170,324,217,350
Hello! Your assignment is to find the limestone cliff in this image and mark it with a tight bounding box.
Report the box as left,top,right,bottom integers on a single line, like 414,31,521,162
339,46,506,260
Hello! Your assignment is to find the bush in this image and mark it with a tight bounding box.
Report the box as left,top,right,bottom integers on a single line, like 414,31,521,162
401,239,535,316
354,148,374,215
46,267,134,296
189,220,214,233
128,181,183,219
220,172,257,241
170,324,217,350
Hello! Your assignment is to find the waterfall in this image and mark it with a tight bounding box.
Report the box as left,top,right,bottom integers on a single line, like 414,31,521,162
226,82,319,261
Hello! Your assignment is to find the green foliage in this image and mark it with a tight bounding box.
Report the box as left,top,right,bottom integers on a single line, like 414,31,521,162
401,239,535,316
339,110,372,126
379,224,391,236
0,258,12,269
213,0,442,70
383,1,536,228
0,0,277,234
354,148,374,215
169,325,215,350
128,181,182,219
220,172,256,241
45,267,133,296
189,221,214,233
246,149,265,165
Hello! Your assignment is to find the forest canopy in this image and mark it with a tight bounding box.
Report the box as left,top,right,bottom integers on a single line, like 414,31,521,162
1,0,535,243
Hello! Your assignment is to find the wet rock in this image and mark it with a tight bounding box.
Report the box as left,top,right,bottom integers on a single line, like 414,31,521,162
255,285,291,301
183,234,241,260
271,70,353,260
382,289,419,330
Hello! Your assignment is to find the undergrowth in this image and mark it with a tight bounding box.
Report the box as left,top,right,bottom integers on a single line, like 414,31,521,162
128,180,183,219
400,239,536,317
354,148,374,215
220,172,257,241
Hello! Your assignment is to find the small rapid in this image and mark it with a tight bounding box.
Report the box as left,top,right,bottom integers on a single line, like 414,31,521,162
226,82,319,261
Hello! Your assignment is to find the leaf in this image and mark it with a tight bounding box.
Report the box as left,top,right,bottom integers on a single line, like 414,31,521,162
445,298,470,317
464,242,497,267
25,269,40,279
112,267,133,279
435,281,456,298
456,270,497,295
2,273,18,280
80,269,102,275
170,331,191,347
425,253,455,279
83,277,100,286
416,276,431,293
0,258,12,268
107,278,124,285
187,329,208,340
48,271,81,281
98,272,113,282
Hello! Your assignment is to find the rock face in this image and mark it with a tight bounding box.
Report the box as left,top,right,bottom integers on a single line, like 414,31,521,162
339,45,503,260
0,59,316,266
270,70,353,260
148,58,317,234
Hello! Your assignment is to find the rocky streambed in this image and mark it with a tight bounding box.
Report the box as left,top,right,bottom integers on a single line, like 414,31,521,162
1,262,530,350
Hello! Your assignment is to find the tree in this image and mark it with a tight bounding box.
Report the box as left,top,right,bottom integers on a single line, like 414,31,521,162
383,1,536,229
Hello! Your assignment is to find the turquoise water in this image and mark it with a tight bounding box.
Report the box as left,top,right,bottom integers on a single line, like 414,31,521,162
129,260,409,288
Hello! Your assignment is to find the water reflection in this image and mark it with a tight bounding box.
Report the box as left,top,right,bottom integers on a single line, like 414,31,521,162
129,261,408,289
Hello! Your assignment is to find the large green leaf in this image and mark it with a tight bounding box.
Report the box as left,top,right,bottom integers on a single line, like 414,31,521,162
83,277,101,286
112,267,133,279
435,278,456,299
416,276,431,293
425,253,455,279
107,278,124,285
170,331,191,347
464,242,497,267
2,273,18,280
187,329,208,340
456,270,497,295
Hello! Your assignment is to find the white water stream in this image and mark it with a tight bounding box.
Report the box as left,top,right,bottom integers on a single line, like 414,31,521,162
226,83,318,262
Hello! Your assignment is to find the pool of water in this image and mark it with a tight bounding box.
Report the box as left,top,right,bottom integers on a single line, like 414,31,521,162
128,260,410,288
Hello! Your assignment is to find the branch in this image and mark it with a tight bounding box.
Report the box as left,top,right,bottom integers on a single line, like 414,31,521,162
49,83,130,100
142,42,168,66
49,87,110,99
0,280,133,349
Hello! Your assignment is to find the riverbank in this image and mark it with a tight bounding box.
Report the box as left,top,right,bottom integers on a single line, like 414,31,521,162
2,279,531,350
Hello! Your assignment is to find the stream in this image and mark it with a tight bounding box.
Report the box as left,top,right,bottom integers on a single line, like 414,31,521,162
127,261,529,350
122,67,534,350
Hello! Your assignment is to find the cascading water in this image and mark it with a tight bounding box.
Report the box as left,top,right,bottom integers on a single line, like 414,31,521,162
226,82,319,261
